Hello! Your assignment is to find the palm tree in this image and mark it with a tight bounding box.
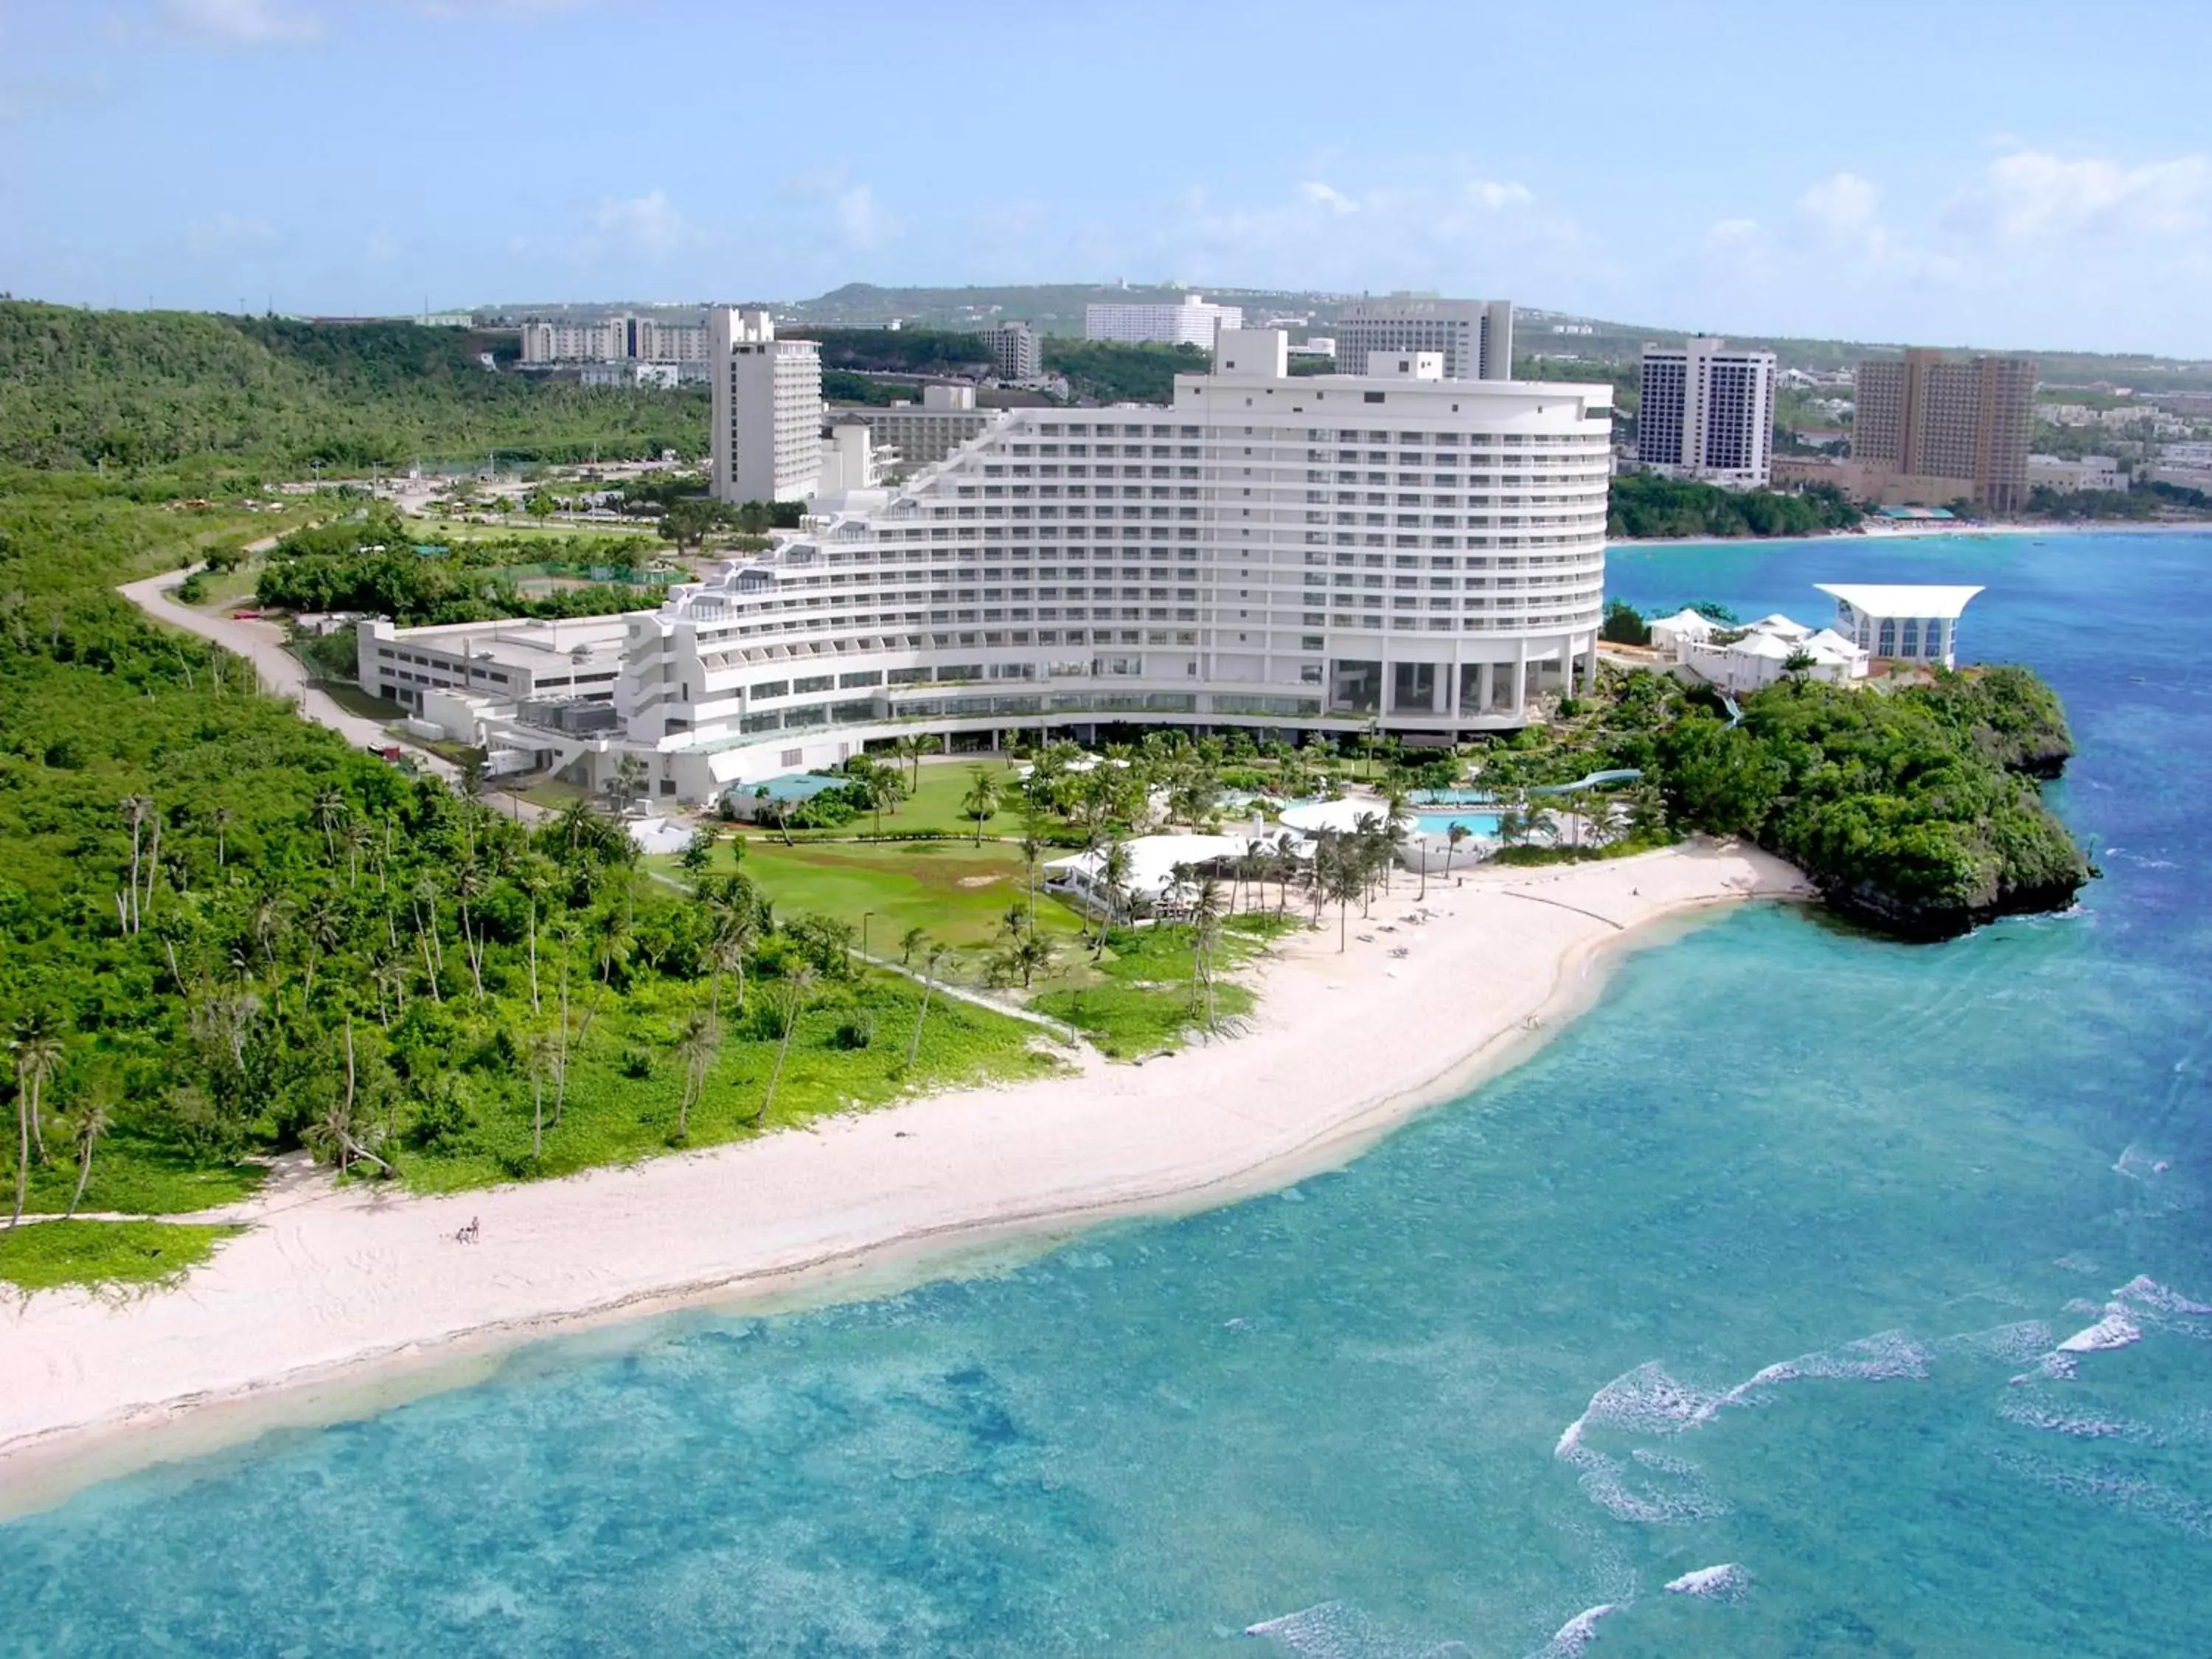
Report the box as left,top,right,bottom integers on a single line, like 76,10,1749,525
524,1030,557,1162
1091,840,1133,960
754,967,815,1126
1185,876,1225,1029
300,893,347,999
64,1085,112,1219
212,805,232,870
961,766,999,845
311,785,347,863
905,943,945,1070
515,854,557,1014
705,900,756,1025
579,907,633,1040
1444,821,1472,877
452,855,489,1003
898,925,927,966
673,1006,717,1144
9,1015,65,1225
118,794,153,935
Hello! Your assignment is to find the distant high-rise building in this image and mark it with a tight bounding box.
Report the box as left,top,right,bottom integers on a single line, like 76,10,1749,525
1083,294,1243,347
709,309,822,504
1332,296,1514,381
1636,337,1777,487
1851,349,2037,513
980,320,1042,380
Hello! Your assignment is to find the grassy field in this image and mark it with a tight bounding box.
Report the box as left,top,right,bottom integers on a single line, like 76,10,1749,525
13,1131,266,1217
0,1220,242,1295
394,967,1062,1195
731,837,1089,982
1034,913,1298,1057
741,757,1033,841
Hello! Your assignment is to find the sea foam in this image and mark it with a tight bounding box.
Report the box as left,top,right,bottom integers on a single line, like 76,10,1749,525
1524,1604,1619,1659
1663,1562,1751,1602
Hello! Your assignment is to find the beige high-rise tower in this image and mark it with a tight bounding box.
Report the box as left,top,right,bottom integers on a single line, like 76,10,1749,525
1851,348,2036,513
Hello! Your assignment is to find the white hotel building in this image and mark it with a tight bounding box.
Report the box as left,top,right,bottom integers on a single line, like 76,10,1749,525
1084,294,1245,347
602,328,1611,803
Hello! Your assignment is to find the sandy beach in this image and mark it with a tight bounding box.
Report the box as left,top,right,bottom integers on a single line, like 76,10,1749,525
0,840,1810,1512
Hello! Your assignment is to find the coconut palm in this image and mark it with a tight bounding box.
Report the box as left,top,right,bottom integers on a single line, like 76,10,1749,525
673,1006,717,1144
452,855,489,1002
9,1015,65,1225
311,785,347,863
898,925,928,966
961,767,999,845
905,943,946,1070
1444,821,1472,878
212,805,232,870
754,967,815,1126
64,1085,112,1219
515,854,557,1014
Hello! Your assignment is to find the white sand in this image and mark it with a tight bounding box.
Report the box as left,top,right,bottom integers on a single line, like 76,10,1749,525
0,840,1809,1507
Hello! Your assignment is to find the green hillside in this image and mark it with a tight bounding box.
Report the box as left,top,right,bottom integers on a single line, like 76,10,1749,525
0,303,707,473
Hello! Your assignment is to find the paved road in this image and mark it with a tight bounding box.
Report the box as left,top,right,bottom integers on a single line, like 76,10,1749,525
117,557,462,784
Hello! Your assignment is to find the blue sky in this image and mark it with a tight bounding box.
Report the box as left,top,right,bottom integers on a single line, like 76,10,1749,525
5,0,2211,355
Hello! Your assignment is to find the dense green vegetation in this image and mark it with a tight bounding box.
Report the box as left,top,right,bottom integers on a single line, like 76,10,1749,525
251,505,667,625
1607,475,1865,540
783,327,991,374
1043,340,1211,404
0,1220,240,1295
0,470,1056,1247
0,304,706,472
1564,667,2088,934
2024,481,2212,521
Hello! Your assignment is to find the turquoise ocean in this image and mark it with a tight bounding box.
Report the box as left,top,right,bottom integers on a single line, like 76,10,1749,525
4,531,2210,1657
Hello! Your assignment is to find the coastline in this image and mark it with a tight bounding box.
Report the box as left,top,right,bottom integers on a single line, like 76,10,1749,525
0,841,1812,1517
1612,518,2212,549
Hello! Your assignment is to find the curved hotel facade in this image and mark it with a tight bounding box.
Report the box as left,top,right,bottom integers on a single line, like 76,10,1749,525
616,323,1613,802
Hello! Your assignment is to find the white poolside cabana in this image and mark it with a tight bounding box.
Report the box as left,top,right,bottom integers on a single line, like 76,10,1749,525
1277,797,1407,837
1044,832,1279,917
1815,583,1985,669
1648,608,1717,660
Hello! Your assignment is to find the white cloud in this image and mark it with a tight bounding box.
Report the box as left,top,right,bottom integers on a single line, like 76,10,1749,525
786,171,899,251
1298,181,1358,215
1947,150,2212,240
1707,217,1759,243
1466,178,1534,210
593,189,684,257
1147,171,1581,296
158,0,321,44
1797,171,1881,237
833,183,892,250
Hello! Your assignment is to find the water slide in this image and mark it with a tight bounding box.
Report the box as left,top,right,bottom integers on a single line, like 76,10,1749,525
1526,768,1644,796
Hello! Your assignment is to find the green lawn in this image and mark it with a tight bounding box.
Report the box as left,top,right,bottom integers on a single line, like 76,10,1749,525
733,837,1089,984
1035,913,1297,1058
13,1132,265,1217
0,1220,241,1295
394,969,1062,1194
316,681,408,722
747,757,1033,840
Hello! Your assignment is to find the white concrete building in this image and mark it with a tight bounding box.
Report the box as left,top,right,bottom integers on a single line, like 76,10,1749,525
519,313,707,365
358,616,630,714
614,327,1613,802
815,418,884,497
832,384,999,473
1637,338,1777,486
980,320,1042,380
1332,297,1515,383
1816,583,1983,669
2027,453,2124,493
710,308,823,505
1084,294,1244,347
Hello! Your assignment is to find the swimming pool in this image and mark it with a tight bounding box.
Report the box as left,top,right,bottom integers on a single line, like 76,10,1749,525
1408,788,1493,805
1411,810,1505,838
